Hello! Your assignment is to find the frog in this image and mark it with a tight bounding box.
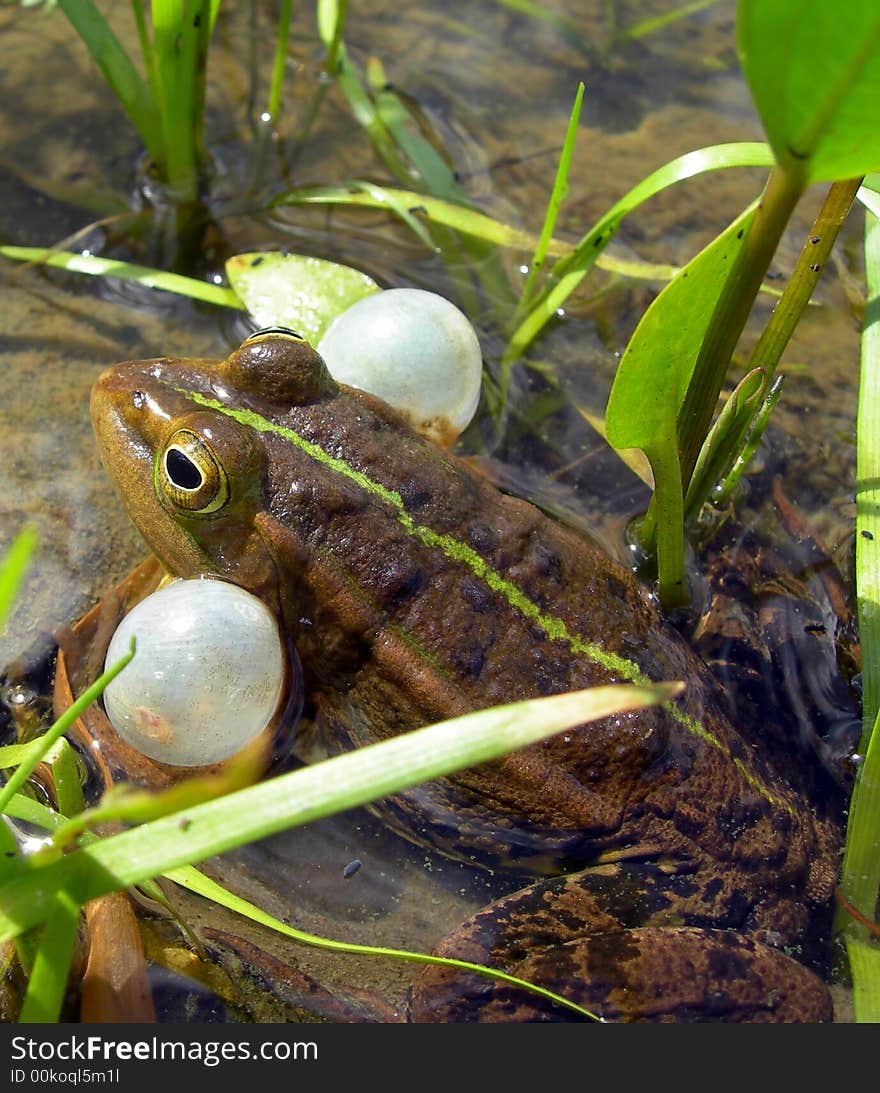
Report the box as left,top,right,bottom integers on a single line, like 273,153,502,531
89,328,844,1022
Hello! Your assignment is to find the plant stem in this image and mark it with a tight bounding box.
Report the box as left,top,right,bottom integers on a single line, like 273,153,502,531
836,211,880,978
675,164,805,489
649,442,687,609
744,177,862,387
266,0,294,124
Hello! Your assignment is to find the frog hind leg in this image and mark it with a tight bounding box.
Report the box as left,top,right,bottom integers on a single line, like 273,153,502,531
409,863,832,1023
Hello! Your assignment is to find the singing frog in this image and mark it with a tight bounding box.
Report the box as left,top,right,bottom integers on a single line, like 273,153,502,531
90,329,842,1022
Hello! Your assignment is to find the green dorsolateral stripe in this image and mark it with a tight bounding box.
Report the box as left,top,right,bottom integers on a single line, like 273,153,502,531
176,387,786,810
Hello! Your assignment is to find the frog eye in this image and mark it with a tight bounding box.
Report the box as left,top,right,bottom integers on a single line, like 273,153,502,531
158,429,230,515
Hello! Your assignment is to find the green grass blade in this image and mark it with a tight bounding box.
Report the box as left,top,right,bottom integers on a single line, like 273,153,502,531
0,741,47,771
0,682,678,942
714,375,784,505
683,367,765,522
502,142,775,367
0,821,21,884
168,864,599,1020
56,0,163,164
491,0,597,62
266,0,293,123
321,37,410,181
4,794,68,834
367,58,465,202
514,82,584,323
621,0,721,41
0,526,37,632
42,738,85,820
317,0,349,74
0,640,136,817
845,934,880,1023
347,180,439,251
274,183,566,252
0,247,242,308
17,889,81,1023
836,210,880,1016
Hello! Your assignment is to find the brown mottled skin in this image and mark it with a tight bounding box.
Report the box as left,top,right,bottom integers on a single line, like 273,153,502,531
90,331,841,1022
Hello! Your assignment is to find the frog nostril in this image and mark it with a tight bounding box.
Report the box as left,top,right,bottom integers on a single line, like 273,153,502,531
132,390,147,410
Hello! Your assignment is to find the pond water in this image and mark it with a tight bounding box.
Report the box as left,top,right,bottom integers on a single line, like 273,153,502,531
0,1,865,1021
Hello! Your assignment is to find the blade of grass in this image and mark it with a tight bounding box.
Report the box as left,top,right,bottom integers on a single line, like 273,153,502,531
0,246,242,308
346,180,439,251
272,184,678,283
16,889,81,1023
714,375,784,505
266,0,293,123
274,183,566,251
4,794,68,834
317,0,349,76
836,210,880,1020
0,682,679,941
168,864,599,1020
682,367,765,522
621,0,722,41
0,526,37,631
845,932,880,1022
491,0,598,63
0,639,136,817
56,0,163,164
502,142,776,378
366,58,465,202
513,82,584,325
41,738,85,820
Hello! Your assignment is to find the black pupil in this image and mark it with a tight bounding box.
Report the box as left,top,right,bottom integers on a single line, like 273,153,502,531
166,448,203,490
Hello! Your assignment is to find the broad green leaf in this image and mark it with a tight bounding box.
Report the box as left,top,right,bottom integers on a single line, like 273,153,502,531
605,204,757,607
225,252,380,344
738,0,880,182
0,682,678,942
605,205,757,452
